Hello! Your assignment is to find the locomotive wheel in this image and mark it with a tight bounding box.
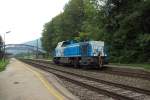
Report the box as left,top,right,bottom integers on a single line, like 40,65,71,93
98,56,104,69
73,61,77,68
53,58,59,64
73,58,79,68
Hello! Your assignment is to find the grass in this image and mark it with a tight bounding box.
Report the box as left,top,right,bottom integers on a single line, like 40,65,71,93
110,63,150,70
47,57,53,60
0,59,9,72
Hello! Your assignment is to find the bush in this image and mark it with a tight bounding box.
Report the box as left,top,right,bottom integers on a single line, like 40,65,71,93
0,60,9,72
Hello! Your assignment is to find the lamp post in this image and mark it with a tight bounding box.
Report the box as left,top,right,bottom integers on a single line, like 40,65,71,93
36,39,39,59
3,31,11,61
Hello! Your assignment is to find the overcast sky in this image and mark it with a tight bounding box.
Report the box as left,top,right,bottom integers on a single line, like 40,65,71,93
0,0,69,44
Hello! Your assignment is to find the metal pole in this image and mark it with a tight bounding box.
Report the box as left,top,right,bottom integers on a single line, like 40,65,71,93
28,48,29,59
3,31,11,61
36,39,38,59
3,33,5,62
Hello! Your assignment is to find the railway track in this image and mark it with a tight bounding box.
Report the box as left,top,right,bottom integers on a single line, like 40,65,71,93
20,59,150,100
28,59,150,81
30,59,150,80
102,67,150,81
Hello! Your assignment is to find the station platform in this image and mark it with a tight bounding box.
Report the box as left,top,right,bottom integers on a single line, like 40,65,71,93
0,58,78,100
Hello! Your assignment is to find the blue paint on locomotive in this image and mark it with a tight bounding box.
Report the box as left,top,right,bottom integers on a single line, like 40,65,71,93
62,42,93,57
54,41,108,58
64,43,81,57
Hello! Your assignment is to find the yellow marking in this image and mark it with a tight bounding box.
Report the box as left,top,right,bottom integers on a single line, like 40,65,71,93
24,66,64,100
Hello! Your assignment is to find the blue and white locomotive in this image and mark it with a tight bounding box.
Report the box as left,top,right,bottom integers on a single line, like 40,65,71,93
53,40,109,68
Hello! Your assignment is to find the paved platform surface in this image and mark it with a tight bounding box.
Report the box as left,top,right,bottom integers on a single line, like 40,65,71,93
0,58,78,100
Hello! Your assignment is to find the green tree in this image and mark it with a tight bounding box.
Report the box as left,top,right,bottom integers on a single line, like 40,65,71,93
41,0,150,63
